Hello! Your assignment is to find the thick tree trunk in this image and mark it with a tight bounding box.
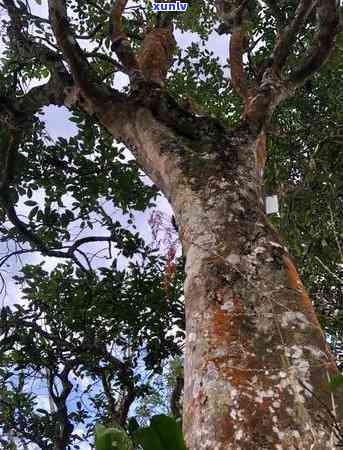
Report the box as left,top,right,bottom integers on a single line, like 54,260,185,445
175,144,343,449
99,102,343,450
178,180,343,449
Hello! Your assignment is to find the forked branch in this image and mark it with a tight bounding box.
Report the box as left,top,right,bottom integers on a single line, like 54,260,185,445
109,0,141,80
48,0,94,96
272,0,317,76
109,0,176,87
222,0,340,129
216,1,254,103
287,0,340,87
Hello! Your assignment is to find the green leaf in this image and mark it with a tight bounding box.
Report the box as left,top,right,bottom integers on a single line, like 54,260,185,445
24,200,37,207
95,424,133,450
95,425,108,450
150,415,187,450
28,206,39,221
133,415,187,450
133,427,164,450
128,417,140,435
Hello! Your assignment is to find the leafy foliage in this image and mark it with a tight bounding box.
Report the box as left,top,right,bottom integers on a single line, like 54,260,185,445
95,415,187,450
0,254,184,447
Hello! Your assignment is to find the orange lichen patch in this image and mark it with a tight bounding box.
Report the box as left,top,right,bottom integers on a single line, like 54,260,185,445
209,299,261,387
218,415,236,444
137,28,176,85
229,29,250,100
212,296,244,339
255,128,267,177
282,255,322,329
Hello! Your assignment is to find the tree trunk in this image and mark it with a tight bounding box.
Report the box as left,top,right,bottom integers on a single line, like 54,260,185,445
178,164,343,449
99,98,343,449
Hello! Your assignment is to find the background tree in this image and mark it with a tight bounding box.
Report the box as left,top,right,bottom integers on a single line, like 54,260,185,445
0,1,342,449
0,257,184,448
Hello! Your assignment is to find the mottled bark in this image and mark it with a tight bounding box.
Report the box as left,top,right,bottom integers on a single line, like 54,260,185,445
177,142,343,450
97,100,343,449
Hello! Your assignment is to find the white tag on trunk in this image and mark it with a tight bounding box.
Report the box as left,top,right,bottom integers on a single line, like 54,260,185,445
265,195,279,215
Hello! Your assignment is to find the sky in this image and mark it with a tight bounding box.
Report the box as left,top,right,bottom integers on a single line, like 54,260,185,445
0,2,228,448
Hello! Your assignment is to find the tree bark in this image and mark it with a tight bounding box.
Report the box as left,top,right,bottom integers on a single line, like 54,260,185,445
176,142,343,450
178,154,343,449
98,100,343,449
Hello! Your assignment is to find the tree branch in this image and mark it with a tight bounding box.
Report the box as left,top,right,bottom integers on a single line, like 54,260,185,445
272,0,317,76
229,28,252,100
287,0,340,87
48,367,74,449
0,196,89,271
2,0,27,31
85,51,127,74
0,196,124,273
170,375,183,418
216,1,258,116
47,0,94,95
241,0,339,129
0,249,32,270
215,0,249,34
67,236,114,255
109,0,141,81
2,0,74,97
18,78,72,113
